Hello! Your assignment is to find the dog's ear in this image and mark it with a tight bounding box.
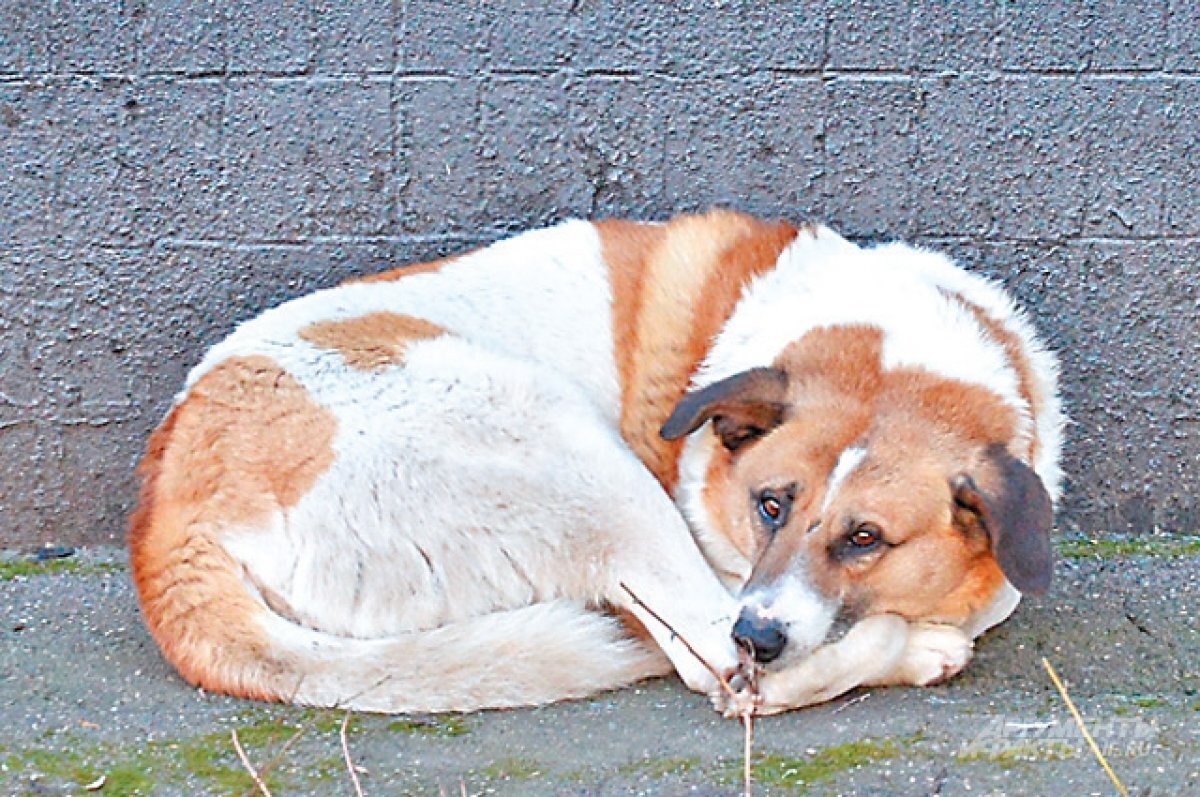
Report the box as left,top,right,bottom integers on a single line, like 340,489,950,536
660,368,788,452
951,444,1054,595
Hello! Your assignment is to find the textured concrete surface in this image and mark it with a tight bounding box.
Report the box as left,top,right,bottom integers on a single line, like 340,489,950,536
1,2,1198,546
1,547,1196,795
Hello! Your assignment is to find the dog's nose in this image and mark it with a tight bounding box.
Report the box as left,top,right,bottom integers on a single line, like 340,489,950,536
731,609,787,664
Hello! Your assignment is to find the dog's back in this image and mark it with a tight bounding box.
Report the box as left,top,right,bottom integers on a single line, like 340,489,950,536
129,211,799,712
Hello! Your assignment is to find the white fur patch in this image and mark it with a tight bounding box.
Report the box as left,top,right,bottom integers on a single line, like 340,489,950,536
822,446,866,513
962,580,1022,639
740,568,836,655
184,220,624,427
676,432,752,589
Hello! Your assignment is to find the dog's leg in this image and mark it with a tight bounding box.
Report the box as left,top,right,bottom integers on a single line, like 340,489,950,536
738,614,910,716
544,420,753,707
866,622,974,688
735,616,975,715
601,502,751,704
407,347,750,706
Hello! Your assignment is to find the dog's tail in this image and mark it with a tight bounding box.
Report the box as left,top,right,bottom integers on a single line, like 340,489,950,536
130,408,667,713
132,513,667,713
133,530,668,712
263,599,670,712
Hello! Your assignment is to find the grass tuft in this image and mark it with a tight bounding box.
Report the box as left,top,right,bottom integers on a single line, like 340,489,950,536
0,559,127,581
1056,535,1200,560
720,737,901,788
957,741,1077,768
387,715,471,738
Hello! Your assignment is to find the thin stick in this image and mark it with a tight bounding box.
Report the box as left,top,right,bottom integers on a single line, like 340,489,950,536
341,709,366,797
739,648,760,797
237,720,311,797
619,582,738,699
231,729,273,797
831,691,871,715
742,712,754,797
620,582,758,796
1041,657,1129,797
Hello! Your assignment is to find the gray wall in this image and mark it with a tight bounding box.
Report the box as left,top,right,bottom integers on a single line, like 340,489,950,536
1,1,1197,547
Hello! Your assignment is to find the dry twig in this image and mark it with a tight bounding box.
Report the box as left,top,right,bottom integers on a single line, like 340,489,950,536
738,647,760,797
619,582,739,700
341,709,366,797
831,691,871,714
236,720,311,797
1042,657,1129,797
437,778,469,797
619,582,758,797
742,711,754,797
231,728,273,797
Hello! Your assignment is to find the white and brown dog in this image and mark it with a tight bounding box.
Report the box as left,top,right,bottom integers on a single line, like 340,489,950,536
130,211,1063,715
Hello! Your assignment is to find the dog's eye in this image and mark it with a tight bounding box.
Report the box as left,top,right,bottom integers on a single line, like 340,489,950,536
756,488,792,530
849,523,882,549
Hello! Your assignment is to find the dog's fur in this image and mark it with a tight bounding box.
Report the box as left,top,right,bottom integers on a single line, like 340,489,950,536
129,211,1063,715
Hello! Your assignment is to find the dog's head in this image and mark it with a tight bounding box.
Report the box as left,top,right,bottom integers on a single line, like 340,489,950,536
661,326,1054,667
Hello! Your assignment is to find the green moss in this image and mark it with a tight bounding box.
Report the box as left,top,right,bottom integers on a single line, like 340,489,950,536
723,737,900,789
165,718,310,793
5,747,98,785
1056,535,1200,560
1131,696,1167,709
225,716,306,747
619,756,702,779
309,754,345,782
478,756,543,781
957,742,1076,768
387,715,471,738
0,712,336,795
0,558,127,581
294,707,351,735
99,762,156,795
176,739,239,781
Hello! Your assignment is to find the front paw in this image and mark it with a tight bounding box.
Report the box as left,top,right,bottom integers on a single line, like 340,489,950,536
896,624,973,686
712,677,760,719
710,655,762,718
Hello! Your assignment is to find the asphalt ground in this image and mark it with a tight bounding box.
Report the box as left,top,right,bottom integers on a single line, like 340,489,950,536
1,543,1197,796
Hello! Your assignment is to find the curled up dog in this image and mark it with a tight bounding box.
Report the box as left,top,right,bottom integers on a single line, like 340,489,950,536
129,211,1063,715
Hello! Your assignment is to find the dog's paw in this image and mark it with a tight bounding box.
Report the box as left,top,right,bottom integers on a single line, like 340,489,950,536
712,680,759,719
896,624,973,686
709,658,762,718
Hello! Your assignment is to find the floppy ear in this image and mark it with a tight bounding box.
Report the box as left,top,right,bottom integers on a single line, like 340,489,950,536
660,368,788,452
951,444,1054,595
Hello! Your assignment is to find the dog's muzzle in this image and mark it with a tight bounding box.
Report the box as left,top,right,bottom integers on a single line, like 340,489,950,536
731,608,788,664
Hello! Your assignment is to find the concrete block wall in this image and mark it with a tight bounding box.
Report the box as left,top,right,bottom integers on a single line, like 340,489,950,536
0,1,1196,546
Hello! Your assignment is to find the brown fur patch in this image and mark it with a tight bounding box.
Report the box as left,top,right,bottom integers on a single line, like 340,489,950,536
597,211,797,491
128,355,337,699
701,444,744,555
942,290,1045,463
298,312,446,370
932,545,1008,621
879,368,1020,449
595,218,667,408
777,325,886,408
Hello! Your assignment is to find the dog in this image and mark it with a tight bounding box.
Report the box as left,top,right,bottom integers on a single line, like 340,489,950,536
129,210,1063,715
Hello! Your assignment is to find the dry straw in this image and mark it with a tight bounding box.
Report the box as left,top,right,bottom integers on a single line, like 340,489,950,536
1041,656,1130,797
